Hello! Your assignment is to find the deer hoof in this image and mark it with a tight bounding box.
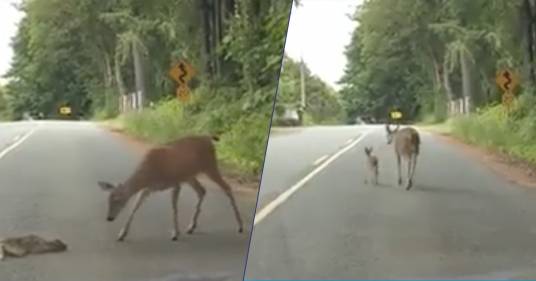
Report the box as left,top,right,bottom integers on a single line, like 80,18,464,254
117,229,127,241
238,227,244,233
187,227,195,235
171,236,179,241
405,180,413,191
398,178,403,186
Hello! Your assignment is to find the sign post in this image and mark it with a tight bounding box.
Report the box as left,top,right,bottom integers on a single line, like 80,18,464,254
496,69,519,115
169,60,196,103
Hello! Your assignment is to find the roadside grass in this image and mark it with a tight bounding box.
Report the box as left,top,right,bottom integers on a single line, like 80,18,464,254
100,86,273,180
422,93,536,165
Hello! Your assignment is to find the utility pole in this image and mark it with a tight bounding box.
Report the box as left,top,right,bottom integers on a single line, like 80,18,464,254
298,56,306,124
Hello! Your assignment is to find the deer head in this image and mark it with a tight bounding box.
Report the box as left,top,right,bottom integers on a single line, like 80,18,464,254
98,181,130,222
385,123,400,144
364,146,373,156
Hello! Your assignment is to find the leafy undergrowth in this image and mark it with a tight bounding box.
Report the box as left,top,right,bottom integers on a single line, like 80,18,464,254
111,86,272,182
447,93,536,165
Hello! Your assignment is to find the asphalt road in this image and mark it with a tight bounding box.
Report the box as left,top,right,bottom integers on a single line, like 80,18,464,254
0,121,256,281
245,125,536,280
258,126,372,209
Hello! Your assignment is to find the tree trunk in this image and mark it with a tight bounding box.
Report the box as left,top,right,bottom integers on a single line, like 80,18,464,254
442,59,455,101
460,51,475,113
114,53,127,98
213,0,221,76
200,0,214,76
522,0,536,85
132,42,145,110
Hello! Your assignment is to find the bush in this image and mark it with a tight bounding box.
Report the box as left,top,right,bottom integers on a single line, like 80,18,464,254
120,87,272,176
450,93,536,164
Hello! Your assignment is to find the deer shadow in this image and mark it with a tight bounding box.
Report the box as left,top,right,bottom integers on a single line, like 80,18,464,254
394,183,476,195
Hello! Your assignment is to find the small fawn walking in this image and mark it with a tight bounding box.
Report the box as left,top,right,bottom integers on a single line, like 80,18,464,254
364,146,379,186
98,135,244,241
385,123,421,190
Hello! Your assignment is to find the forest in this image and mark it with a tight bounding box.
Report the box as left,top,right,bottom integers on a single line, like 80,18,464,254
274,56,343,125
339,0,536,164
2,0,293,176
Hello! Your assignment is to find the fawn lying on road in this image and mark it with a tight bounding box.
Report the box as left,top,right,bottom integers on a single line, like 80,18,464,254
98,135,244,242
0,234,67,261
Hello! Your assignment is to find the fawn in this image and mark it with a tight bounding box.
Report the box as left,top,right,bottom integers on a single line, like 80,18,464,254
0,234,67,261
363,146,379,186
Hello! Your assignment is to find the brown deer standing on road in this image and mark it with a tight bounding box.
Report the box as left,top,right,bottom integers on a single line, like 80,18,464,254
98,135,244,242
385,124,421,190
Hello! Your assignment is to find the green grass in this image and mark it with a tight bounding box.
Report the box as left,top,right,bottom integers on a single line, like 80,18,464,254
104,86,272,179
427,93,536,165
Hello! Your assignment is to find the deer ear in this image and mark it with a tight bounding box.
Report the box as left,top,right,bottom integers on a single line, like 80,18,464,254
98,181,116,191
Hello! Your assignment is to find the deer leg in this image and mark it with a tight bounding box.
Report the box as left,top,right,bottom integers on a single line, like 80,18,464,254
171,185,182,241
0,246,4,261
405,156,413,190
396,154,402,186
374,167,379,185
407,155,418,191
118,189,150,242
206,170,244,233
187,178,207,234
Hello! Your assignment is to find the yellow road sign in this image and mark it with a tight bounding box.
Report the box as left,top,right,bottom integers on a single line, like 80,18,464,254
169,60,196,85
496,69,519,93
59,106,71,115
176,85,191,102
390,110,403,120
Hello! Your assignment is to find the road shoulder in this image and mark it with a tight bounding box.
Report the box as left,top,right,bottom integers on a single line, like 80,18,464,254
422,128,536,188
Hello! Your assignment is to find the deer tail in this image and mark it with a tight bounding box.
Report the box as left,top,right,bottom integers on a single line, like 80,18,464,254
211,135,220,142
413,133,421,154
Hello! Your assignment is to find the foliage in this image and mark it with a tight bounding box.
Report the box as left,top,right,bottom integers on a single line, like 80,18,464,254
450,91,536,164
274,56,344,125
3,0,292,175
122,87,273,175
340,0,522,122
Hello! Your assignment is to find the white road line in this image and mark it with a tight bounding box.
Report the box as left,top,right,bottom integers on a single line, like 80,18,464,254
344,138,354,145
254,130,372,226
0,127,38,160
312,154,329,166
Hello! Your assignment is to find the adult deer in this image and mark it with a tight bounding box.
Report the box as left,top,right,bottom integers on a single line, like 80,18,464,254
98,135,244,242
385,123,421,190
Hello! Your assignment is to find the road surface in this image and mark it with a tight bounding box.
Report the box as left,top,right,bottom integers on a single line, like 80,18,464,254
0,121,256,281
245,125,536,280
258,126,371,209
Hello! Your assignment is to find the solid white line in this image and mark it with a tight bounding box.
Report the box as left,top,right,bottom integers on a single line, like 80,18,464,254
344,138,354,145
253,130,372,226
0,127,38,160
312,154,329,166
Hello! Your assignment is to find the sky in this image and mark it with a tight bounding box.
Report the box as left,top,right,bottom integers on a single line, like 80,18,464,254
0,0,360,88
0,0,23,84
284,0,362,91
